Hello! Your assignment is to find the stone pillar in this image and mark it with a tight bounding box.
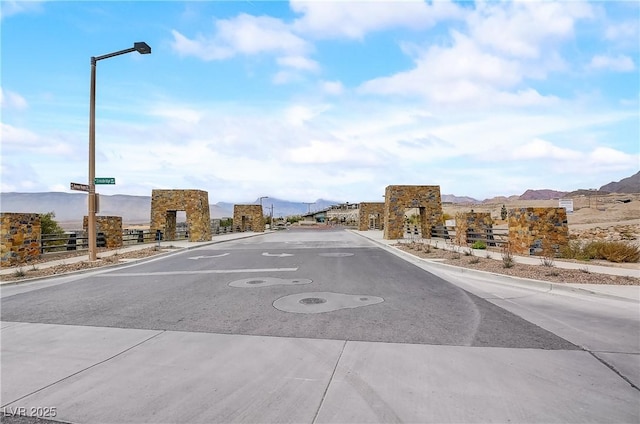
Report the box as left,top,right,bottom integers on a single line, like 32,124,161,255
383,185,443,240
83,216,123,248
150,189,211,242
359,202,385,231
233,205,264,232
508,207,568,255
454,212,493,245
1,213,41,267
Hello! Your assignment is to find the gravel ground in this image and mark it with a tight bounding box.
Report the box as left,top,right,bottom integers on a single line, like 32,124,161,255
1,247,169,282
394,243,639,286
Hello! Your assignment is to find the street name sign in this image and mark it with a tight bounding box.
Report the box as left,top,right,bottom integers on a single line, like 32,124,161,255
70,182,90,192
95,177,116,185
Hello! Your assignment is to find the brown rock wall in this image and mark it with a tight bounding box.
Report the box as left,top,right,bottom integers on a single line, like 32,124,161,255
1,213,41,267
150,189,211,242
383,185,443,240
233,205,264,232
455,212,493,245
359,202,385,230
508,207,568,255
83,216,123,248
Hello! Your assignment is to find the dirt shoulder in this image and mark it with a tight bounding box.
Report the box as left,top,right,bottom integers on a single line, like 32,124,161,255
395,243,638,286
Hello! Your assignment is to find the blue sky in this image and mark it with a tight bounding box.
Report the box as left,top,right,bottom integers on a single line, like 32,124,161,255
1,0,638,203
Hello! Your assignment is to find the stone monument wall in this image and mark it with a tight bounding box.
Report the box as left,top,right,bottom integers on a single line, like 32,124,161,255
233,205,264,232
150,189,211,242
383,185,443,240
508,207,568,256
83,216,123,248
454,212,493,245
358,202,385,231
0,213,41,267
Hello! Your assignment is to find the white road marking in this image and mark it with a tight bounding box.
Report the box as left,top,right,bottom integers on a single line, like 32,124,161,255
188,253,231,260
262,252,294,257
97,268,298,277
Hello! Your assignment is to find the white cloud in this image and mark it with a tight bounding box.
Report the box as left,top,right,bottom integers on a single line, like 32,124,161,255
291,0,465,39
148,105,202,124
321,81,344,96
0,87,28,110
605,20,639,41
171,14,311,61
512,138,582,161
589,54,635,72
0,0,45,20
1,123,75,156
587,147,639,167
358,32,558,107
276,55,319,72
468,1,593,59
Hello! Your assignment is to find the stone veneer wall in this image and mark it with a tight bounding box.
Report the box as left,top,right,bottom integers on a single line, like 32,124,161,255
454,212,493,245
358,202,385,231
150,189,211,242
233,205,264,232
508,207,568,256
383,185,443,240
83,216,123,248
1,213,41,267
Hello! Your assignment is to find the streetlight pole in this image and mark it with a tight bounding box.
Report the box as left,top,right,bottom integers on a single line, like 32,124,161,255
258,196,269,231
88,42,151,261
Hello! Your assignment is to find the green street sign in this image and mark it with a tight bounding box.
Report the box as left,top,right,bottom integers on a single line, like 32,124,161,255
95,177,116,185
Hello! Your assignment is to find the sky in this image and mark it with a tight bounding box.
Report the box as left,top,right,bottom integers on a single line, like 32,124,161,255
1,0,638,204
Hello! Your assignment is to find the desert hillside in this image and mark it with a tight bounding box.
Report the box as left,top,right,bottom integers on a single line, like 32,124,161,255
443,193,640,246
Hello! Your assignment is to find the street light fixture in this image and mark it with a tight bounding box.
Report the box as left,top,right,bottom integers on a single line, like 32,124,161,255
88,42,151,261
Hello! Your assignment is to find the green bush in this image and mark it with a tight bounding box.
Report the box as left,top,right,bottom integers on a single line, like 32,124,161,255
471,240,487,249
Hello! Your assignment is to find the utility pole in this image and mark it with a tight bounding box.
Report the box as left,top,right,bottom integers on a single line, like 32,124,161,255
269,204,274,230
302,202,314,214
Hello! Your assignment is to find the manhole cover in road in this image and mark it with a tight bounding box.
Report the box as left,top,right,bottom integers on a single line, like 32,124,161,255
229,277,312,288
274,292,384,314
299,297,327,305
319,252,354,257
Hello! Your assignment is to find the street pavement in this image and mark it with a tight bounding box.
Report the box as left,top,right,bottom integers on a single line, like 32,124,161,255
1,228,638,423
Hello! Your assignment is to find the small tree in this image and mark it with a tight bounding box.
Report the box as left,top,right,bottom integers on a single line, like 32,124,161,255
41,212,65,236
500,204,508,221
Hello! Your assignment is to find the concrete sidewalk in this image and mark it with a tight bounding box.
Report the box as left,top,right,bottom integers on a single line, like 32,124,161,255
351,230,640,302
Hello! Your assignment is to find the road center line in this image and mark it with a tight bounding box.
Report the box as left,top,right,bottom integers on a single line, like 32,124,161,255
97,268,299,277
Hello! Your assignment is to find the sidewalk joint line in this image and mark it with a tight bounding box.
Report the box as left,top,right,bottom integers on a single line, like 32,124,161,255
588,350,640,392
312,339,347,424
1,330,166,408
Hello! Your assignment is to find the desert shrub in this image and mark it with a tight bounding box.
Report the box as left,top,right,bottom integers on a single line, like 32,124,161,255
471,241,487,249
561,241,640,263
501,244,515,268
469,256,481,264
595,241,640,263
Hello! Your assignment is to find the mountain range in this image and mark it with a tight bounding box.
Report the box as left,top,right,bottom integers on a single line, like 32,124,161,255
1,171,637,225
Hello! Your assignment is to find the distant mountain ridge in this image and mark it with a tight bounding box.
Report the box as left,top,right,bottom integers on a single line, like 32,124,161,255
0,193,339,224
1,170,637,223
599,171,640,194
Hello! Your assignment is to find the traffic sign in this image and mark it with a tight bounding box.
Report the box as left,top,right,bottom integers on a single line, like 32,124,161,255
70,182,90,192
95,177,115,185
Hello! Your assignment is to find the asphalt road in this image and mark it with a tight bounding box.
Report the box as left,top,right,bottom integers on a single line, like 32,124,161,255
1,228,638,423
2,228,574,349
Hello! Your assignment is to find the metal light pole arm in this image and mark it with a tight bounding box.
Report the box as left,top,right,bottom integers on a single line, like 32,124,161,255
94,47,136,63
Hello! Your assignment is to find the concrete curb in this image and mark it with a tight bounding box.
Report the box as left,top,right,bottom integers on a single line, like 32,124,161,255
351,230,640,304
